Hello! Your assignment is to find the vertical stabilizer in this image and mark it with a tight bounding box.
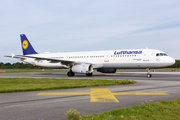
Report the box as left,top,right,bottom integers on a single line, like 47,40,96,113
20,34,38,55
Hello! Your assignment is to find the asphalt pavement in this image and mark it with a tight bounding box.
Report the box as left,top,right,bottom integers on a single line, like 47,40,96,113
0,72,180,120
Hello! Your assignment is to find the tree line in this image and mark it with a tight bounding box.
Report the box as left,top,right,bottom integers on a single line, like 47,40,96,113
0,60,180,69
0,62,43,69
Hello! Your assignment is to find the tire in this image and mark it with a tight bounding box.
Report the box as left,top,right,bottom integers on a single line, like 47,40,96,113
147,74,152,78
86,73,92,76
67,72,75,77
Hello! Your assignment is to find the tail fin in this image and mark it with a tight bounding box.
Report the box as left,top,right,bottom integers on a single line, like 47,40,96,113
20,34,38,55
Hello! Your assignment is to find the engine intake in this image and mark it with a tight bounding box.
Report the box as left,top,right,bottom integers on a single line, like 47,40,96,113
72,64,93,73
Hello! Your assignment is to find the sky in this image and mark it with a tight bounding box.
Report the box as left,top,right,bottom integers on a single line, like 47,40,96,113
1,0,180,63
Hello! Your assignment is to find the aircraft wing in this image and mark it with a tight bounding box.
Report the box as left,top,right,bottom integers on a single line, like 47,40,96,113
11,55,92,66
5,53,20,58
4,54,29,61
4,55,20,58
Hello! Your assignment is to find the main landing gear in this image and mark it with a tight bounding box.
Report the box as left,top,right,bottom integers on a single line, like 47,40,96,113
146,68,152,78
67,70,93,77
86,73,93,76
67,70,75,77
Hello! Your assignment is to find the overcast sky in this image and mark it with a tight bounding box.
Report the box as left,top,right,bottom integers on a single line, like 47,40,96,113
1,0,180,63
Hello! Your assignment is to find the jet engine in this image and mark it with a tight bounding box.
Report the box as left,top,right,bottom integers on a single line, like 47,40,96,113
72,64,93,73
97,68,117,73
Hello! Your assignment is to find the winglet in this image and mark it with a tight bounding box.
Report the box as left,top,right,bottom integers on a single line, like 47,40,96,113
11,53,15,58
20,34,38,55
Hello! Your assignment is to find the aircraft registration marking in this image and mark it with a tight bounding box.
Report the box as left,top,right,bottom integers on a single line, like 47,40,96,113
37,89,168,103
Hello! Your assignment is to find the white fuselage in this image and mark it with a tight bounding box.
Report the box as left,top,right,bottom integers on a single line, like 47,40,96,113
21,49,175,69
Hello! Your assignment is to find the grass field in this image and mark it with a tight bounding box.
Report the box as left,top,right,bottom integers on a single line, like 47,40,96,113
117,68,180,72
0,69,68,73
0,78,136,93
0,68,179,73
82,98,180,120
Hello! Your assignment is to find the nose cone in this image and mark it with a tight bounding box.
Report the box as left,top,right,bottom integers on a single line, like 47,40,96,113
168,57,176,66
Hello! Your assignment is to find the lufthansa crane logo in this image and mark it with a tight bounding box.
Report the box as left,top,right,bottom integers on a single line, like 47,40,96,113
22,40,28,49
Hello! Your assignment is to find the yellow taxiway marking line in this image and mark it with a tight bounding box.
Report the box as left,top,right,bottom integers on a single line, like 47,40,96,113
37,92,90,95
112,92,169,95
37,89,168,102
37,92,168,96
91,89,119,102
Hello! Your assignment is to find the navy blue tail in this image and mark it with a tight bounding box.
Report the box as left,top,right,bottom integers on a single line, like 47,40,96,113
20,34,38,55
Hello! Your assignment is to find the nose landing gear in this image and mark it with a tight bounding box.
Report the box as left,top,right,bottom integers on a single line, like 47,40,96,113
147,74,152,78
146,68,152,78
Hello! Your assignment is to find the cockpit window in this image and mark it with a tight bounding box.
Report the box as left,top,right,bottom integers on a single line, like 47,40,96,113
156,53,168,56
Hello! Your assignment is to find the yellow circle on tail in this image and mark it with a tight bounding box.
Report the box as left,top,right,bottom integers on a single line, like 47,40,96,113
22,40,28,49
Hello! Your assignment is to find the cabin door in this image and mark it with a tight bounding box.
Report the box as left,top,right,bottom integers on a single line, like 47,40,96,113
143,50,149,61
104,54,109,62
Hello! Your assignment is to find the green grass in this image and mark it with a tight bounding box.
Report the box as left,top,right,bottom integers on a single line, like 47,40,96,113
0,78,136,93
0,68,179,73
83,98,180,120
117,68,180,72
0,69,68,73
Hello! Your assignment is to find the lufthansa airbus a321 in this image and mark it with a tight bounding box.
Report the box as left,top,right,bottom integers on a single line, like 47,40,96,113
5,34,175,78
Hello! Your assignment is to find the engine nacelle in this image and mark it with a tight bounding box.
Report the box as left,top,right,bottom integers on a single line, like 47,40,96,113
72,64,93,73
97,68,117,73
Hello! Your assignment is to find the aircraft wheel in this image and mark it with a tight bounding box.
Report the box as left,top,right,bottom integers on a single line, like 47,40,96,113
147,74,152,78
86,73,92,76
67,72,75,77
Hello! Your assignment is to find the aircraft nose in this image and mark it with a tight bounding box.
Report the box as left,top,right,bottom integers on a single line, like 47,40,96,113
169,57,176,66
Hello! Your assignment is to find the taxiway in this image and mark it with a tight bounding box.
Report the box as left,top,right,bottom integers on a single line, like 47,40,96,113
0,72,180,120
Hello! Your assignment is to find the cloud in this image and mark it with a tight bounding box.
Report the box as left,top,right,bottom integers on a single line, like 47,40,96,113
131,21,180,34
1,0,180,63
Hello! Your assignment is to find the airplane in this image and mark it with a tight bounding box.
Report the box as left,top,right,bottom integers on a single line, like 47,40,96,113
5,34,175,78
